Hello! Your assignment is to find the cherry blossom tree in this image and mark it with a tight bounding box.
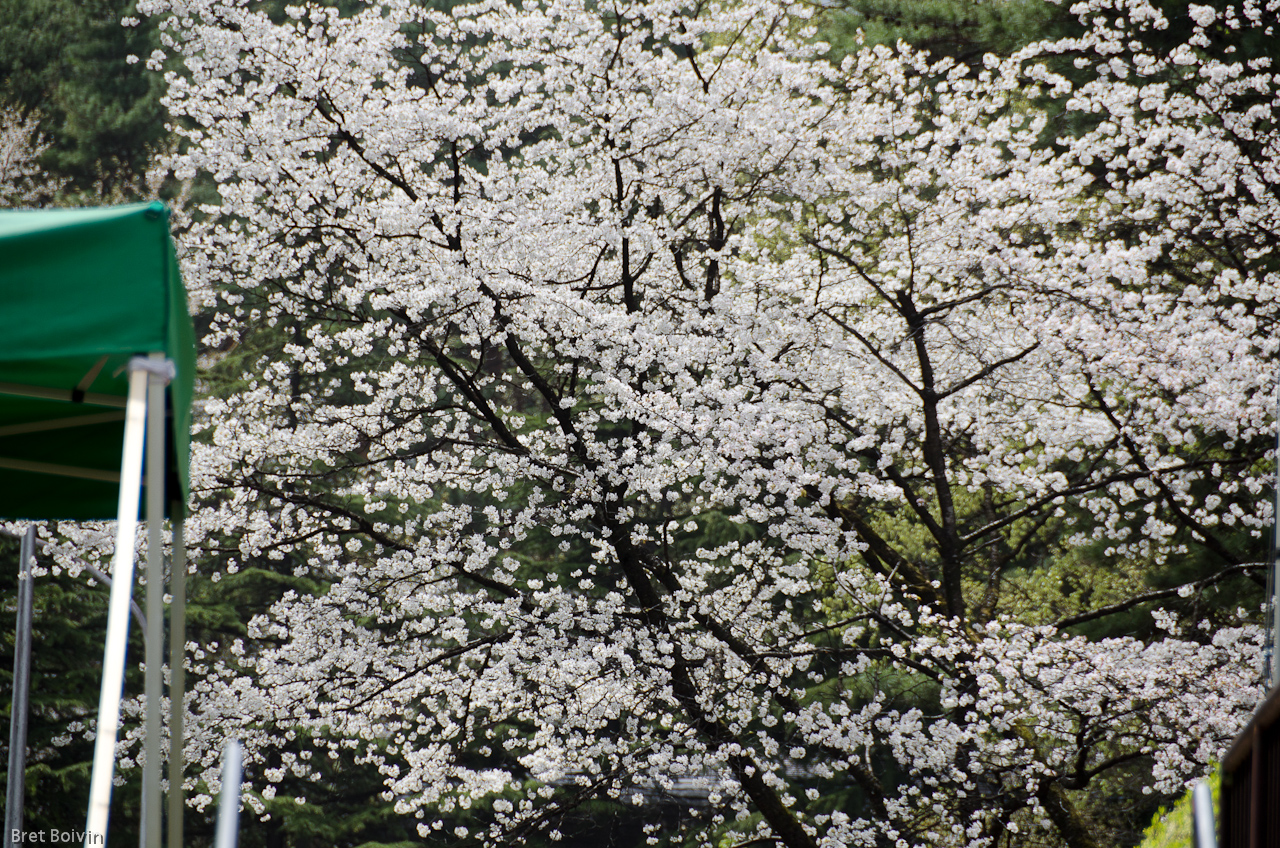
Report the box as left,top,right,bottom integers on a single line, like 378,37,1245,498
123,0,1278,844
0,105,66,205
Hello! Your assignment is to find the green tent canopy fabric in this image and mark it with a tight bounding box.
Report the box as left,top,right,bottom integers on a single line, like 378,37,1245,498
0,201,195,519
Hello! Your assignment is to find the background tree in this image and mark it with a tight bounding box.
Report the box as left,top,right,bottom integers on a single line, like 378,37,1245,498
0,0,166,195
0,105,66,204
817,0,1072,63
0,534,124,843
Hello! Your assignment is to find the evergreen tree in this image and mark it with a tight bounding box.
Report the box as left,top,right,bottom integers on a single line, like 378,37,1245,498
818,0,1074,63
0,532,144,847
0,0,166,194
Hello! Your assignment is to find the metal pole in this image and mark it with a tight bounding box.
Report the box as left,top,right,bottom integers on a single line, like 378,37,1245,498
167,518,186,848
213,741,242,848
5,526,35,848
1271,387,1280,690
143,354,165,848
85,365,149,848
1192,779,1217,848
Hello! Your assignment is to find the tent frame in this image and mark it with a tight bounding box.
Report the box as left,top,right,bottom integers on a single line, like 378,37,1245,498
81,354,185,848
1,202,196,848
5,527,35,848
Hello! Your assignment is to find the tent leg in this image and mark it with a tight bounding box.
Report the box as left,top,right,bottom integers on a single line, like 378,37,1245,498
213,740,242,848
5,526,35,848
166,517,185,848
143,356,164,848
85,365,149,848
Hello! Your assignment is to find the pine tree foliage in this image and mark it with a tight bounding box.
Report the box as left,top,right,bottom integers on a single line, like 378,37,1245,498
818,0,1070,63
0,531,148,846
0,0,166,194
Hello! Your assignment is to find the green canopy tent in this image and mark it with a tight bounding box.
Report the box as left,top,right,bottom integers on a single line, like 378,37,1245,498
0,201,195,848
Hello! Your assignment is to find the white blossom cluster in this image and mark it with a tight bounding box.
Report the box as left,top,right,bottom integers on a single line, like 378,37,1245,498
121,0,1279,844
0,106,66,207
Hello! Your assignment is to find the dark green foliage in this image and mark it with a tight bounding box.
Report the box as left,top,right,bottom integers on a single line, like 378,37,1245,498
818,0,1074,64
0,0,166,194
233,742,422,848
0,534,142,844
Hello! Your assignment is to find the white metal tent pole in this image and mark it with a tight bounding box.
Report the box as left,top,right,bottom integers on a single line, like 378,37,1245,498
213,741,242,848
1271,386,1280,690
167,517,186,848
1192,779,1217,848
4,526,35,848
84,361,149,848
143,352,165,848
